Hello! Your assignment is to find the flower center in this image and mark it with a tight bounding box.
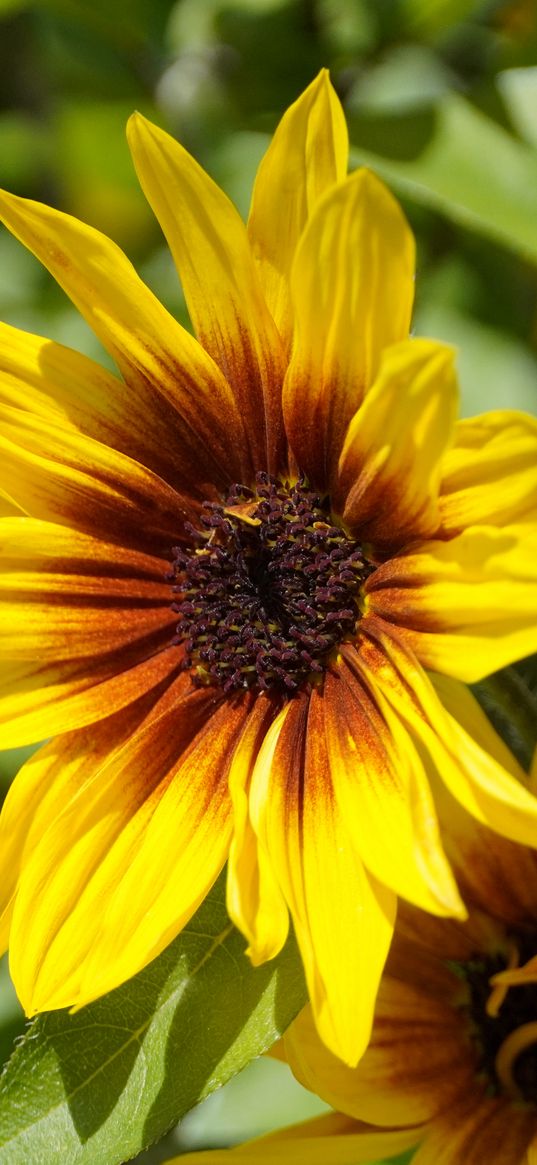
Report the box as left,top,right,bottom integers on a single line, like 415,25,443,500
454,935,537,1105
170,473,373,694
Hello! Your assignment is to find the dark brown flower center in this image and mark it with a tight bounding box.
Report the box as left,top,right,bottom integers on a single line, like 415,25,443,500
170,473,373,694
453,934,537,1105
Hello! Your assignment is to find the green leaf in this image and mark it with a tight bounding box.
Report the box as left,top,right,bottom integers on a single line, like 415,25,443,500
349,94,537,264
471,665,537,773
0,874,306,1165
498,67,537,151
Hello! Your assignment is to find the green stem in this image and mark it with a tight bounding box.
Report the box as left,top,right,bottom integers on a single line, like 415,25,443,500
471,667,537,773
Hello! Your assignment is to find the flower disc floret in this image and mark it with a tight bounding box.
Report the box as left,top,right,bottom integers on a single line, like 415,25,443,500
456,936,537,1104
171,473,374,693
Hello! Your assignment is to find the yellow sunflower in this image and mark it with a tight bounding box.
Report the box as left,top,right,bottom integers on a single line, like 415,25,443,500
171,765,537,1165
1,70,537,1066
276,775,537,1165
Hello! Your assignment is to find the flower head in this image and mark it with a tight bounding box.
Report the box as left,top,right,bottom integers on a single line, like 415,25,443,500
274,775,537,1165
1,70,537,1065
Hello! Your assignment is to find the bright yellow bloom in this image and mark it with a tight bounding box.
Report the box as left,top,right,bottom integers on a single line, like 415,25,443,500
1,71,537,1065
276,783,537,1165
173,771,537,1165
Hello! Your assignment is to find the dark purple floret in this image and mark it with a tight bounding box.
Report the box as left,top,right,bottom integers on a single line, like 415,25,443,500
170,473,374,694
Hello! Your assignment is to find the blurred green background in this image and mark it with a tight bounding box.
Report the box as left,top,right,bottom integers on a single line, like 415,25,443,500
1,0,537,1160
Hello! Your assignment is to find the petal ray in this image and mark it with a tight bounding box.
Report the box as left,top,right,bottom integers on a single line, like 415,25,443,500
0,408,189,553
9,688,252,1012
356,622,537,850
226,696,289,964
127,113,286,474
0,637,180,748
337,339,458,542
283,168,415,487
439,409,537,534
285,988,468,1127
0,189,250,488
322,661,464,917
0,321,207,498
367,524,537,682
247,69,347,353
250,693,396,1066
0,677,185,948
0,517,174,660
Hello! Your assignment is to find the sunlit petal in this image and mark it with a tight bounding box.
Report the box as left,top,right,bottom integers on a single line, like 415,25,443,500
0,189,249,488
321,660,463,917
128,113,286,474
337,338,458,542
283,168,414,487
250,693,395,1066
440,410,537,535
226,696,289,963
0,320,204,496
357,622,537,849
248,69,347,352
367,524,537,681
10,690,252,1013
0,408,190,552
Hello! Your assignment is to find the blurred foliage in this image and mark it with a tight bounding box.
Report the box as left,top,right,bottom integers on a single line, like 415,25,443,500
0,0,537,1161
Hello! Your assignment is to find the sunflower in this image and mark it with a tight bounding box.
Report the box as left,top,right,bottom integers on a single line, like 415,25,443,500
171,765,537,1165
277,772,537,1165
1,70,537,1066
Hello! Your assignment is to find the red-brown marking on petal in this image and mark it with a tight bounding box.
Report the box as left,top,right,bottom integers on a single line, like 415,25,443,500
414,1089,535,1165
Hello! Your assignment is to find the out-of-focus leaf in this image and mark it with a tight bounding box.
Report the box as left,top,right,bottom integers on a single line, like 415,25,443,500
472,667,537,774
402,0,487,38
0,115,51,188
54,100,155,247
350,94,537,264
498,66,537,149
0,960,25,1073
177,1057,329,1152
348,44,454,114
0,874,306,1165
414,302,537,417
316,0,376,56
0,0,29,13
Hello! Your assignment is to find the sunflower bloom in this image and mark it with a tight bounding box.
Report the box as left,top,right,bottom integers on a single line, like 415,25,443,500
1,71,537,1066
274,778,537,1165
171,770,537,1165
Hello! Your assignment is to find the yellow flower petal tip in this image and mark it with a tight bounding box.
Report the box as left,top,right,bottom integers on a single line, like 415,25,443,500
0,72,536,1068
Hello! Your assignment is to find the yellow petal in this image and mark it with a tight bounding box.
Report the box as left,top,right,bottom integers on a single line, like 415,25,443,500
283,168,415,488
127,113,286,475
285,985,467,1128
0,493,23,517
226,696,289,964
358,623,537,851
247,69,347,353
250,693,396,1066
439,410,537,535
367,524,537,681
0,408,189,551
412,1093,534,1165
0,684,173,948
0,629,180,748
337,339,458,543
10,689,252,1013
0,320,207,496
0,189,250,488
0,517,174,660
172,1113,420,1164
423,674,537,928
323,659,464,917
